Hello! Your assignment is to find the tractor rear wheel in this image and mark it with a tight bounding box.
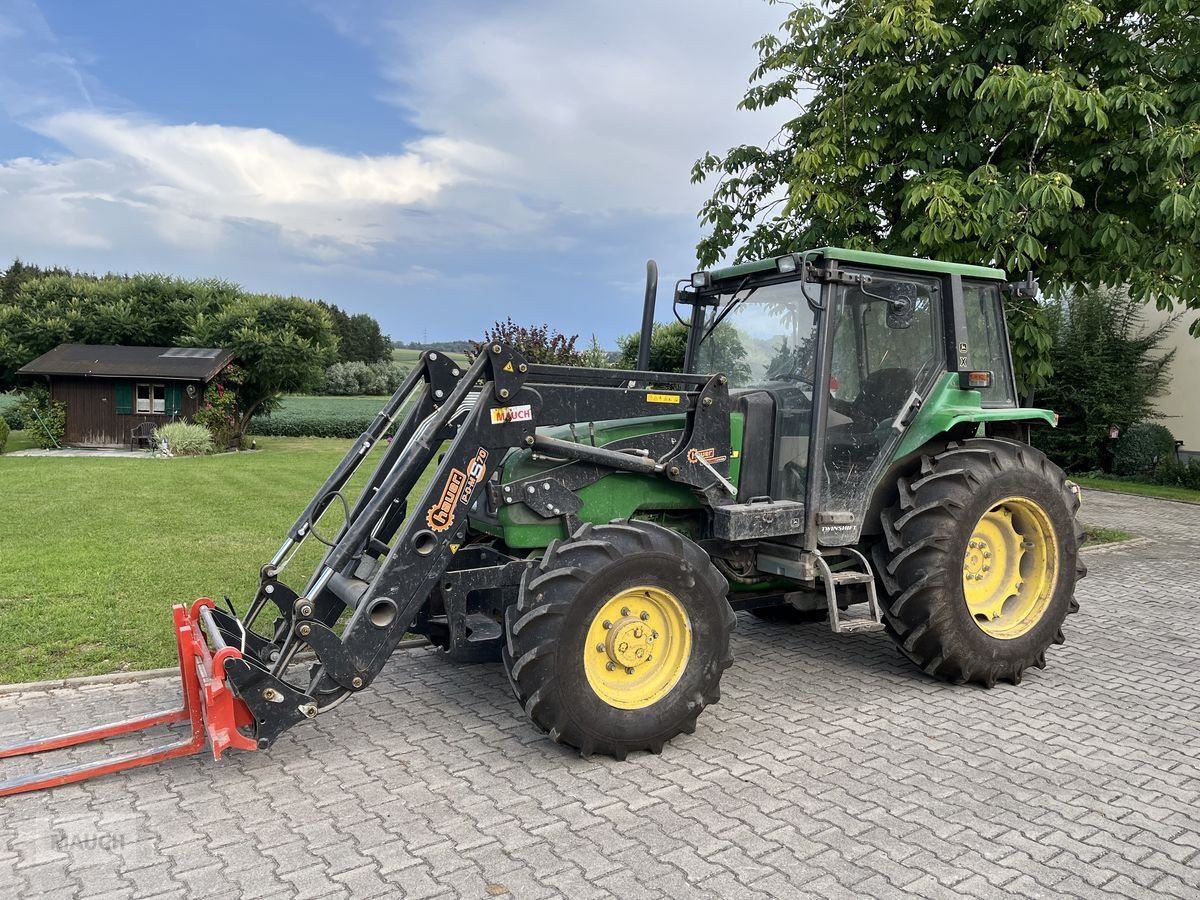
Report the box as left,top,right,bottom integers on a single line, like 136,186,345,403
873,438,1085,687
503,521,735,758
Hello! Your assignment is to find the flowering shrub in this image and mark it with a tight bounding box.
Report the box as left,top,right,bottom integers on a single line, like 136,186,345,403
194,363,246,449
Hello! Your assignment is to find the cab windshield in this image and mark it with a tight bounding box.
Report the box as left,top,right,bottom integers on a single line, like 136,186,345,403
694,281,819,388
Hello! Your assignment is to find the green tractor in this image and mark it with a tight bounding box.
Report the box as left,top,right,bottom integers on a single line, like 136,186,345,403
1,247,1085,794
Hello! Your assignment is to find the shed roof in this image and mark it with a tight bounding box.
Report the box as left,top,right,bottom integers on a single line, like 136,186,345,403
17,344,234,381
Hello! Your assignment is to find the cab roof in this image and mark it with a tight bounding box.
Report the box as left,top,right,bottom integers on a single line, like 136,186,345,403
706,247,1006,284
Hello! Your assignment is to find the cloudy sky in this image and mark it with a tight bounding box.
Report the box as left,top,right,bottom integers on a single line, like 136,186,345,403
0,0,784,344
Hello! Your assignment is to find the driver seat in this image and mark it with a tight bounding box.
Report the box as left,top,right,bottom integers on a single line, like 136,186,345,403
853,367,914,427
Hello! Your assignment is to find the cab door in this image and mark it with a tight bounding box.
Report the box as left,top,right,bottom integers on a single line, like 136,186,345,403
817,268,945,545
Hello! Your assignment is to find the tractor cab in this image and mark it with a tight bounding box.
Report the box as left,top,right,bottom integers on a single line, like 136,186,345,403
680,248,1021,546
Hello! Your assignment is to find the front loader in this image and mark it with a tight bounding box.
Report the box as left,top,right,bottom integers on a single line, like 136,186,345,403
0,247,1085,794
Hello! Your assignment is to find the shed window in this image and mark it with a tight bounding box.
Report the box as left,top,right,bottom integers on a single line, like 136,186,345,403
136,384,166,414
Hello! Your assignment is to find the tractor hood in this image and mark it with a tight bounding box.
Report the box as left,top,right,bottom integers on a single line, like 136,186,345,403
474,412,745,549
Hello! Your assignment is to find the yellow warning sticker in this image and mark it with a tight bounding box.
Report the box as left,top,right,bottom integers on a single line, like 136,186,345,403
450,543,460,554
503,361,514,372
646,393,681,404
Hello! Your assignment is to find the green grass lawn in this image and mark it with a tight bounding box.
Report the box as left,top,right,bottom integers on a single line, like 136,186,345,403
1083,525,1133,547
1075,476,1200,505
0,436,437,683
2,429,39,453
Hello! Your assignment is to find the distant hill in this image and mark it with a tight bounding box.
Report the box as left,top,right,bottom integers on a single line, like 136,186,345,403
392,340,473,354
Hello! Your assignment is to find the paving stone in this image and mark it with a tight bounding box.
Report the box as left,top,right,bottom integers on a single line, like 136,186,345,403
0,490,1195,897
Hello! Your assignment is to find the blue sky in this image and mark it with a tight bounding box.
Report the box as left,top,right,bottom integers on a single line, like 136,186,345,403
0,0,782,345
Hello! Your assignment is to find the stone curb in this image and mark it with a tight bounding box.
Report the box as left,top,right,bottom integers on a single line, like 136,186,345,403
0,638,432,696
1082,485,1200,507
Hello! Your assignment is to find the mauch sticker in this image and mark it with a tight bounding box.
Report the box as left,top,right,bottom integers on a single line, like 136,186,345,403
687,447,728,465
426,448,489,532
490,404,533,425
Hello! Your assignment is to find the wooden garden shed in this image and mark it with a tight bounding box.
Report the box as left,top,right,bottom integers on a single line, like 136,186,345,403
17,344,234,448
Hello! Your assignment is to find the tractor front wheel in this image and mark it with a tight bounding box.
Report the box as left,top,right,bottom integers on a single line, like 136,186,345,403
503,521,735,758
873,438,1085,687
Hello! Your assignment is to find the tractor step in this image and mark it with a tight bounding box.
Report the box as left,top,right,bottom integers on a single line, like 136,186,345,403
836,619,886,634
825,571,873,585
813,549,886,635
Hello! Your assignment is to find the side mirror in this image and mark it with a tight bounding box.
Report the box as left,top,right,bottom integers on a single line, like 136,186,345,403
1004,271,1039,300
885,283,918,329
886,298,914,330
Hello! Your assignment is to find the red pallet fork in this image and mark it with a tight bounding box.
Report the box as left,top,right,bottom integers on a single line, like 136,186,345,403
0,599,257,797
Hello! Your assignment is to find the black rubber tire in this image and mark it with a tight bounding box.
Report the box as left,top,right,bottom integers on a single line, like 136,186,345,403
873,438,1086,687
503,521,735,759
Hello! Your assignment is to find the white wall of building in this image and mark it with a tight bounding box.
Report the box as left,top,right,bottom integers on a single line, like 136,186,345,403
1146,305,1200,453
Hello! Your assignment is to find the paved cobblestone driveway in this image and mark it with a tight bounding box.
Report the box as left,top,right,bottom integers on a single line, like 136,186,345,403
1,490,1197,899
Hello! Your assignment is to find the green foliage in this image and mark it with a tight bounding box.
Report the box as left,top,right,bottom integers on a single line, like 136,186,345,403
320,360,408,395
579,335,613,369
0,417,9,453
477,319,583,365
695,0,1200,394
16,385,66,449
246,396,385,439
616,321,752,383
0,392,23,430
1112,423,1178,477
0,269,339,427
1155,458,1200,491
617,322,688,372
319,301,391,363
193,363,245,449
0,258,75,304
183,295,338,429
1032,288,1175,472
154,422,215,456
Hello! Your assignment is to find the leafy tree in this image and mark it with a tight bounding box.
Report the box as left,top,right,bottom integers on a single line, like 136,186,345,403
477,319,583,365
695,0,1200,395
1032,287,1175,472
318,301,390,363
185,295,339,430
1,270,337,428
343,313,390,363
617,322,689,372
0,258,74,304
320,360,408,395
616,321,752,383
579,334,614,368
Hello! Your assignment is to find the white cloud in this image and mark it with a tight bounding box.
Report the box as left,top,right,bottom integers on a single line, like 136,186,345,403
0,0,791,341
370,0,782,216
0,111,486,251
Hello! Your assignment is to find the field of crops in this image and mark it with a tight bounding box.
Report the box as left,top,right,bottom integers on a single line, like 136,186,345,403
247,395,391,438
391,347,470,368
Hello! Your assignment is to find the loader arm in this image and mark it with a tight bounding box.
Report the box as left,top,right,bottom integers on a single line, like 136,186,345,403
1,345,736,794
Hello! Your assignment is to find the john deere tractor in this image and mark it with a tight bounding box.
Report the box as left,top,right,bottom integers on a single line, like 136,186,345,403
1,247,1084,794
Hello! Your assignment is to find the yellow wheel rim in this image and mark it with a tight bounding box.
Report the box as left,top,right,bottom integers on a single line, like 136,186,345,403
583,586,692,710
963,496,1059,640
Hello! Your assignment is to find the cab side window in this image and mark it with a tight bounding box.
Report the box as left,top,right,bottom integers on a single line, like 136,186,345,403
962,282,1017,407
